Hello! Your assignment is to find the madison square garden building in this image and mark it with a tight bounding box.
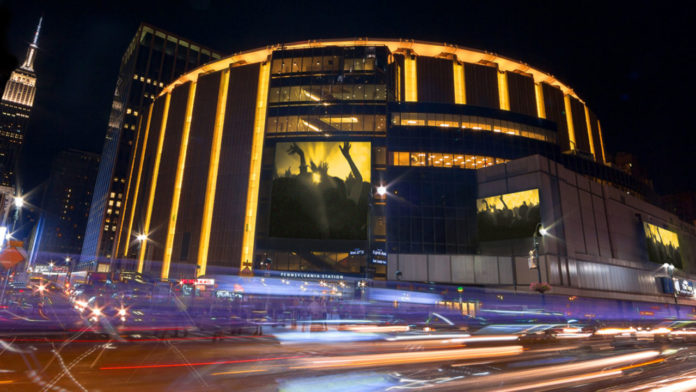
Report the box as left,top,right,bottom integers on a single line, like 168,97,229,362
113,39,696,304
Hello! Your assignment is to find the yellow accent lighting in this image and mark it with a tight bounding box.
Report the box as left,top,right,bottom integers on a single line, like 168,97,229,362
124,104,154,257
534,83,546,119
497,71,509,110
453,62,466,104
114,116,143,259
197,69,230,277
404,55,417,102
160,39,584,104
161,82,197,280
395,63,402,102
240,61,271,273
597,120,607,164
563,94,576,150
583,104,596,159
138,93,171,273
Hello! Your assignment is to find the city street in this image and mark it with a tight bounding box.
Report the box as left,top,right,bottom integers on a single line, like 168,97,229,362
3,325,696,391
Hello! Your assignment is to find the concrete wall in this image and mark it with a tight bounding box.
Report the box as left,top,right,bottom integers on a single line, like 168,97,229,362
388,155,696,300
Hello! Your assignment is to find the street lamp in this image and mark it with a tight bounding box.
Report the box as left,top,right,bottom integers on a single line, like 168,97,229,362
13,196,24,209
376,185,387,196
663,263,679,316
136,234,148,242
530,223,548,295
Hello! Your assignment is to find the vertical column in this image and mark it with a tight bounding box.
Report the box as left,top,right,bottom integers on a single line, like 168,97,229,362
453,62,466,105
563,94,576,150
597,121,607,164
404,55,418,102
497,71,510,110
240,61,271,273
583,104,596,159
534,83,546,119
161,81,197,280
113,115,143,259
138,93,171,273
124,104,153,257
197,69,230,277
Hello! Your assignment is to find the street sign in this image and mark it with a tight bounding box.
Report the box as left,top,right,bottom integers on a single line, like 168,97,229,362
0,242,27,269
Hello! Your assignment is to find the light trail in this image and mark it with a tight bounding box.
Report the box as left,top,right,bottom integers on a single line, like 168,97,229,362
211,368,268,376
100,355,305,370
650,377,696,392
294,345,524,369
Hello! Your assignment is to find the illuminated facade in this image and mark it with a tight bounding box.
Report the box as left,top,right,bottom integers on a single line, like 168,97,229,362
79,24,221,270
114,39,696,303
0,18,41,191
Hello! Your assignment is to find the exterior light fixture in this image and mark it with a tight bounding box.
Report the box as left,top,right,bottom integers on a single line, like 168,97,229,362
13,196,24,209
136,234,148,242
376,185,387,196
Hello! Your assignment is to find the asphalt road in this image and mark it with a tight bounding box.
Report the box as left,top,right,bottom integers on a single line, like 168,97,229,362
2,328,696,391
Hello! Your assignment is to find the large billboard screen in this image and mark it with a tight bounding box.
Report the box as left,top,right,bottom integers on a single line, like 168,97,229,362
477,189,540,241
643,222,682,268
270,141,371,240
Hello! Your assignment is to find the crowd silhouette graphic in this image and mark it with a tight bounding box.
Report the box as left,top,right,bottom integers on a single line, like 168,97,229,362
270,142,370,240
477,189,541,241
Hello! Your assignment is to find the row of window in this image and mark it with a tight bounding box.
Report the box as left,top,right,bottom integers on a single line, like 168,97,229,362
0,131,22,139
266,114,387,134
269,84,387,104
271,56,377,75
392,151,509,169
391,112,555,143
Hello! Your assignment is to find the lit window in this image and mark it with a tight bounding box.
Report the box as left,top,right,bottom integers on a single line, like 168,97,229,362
110,192,115,198
108,200,113,206
116,201,121,207
107,208,112,214
126,108,132,114
118,193,123,199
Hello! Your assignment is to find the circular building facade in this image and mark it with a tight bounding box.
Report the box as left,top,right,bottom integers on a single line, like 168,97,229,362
114,39,662,290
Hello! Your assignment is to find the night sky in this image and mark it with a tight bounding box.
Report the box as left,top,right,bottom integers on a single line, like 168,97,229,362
2,0,695,195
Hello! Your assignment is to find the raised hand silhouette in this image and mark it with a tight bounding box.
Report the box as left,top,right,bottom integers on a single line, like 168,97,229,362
339,141,362,183
287,142,307,174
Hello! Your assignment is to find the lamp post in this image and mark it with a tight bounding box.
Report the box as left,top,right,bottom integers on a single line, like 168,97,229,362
530,223,549,306
663,263,679,318
532,223,546,283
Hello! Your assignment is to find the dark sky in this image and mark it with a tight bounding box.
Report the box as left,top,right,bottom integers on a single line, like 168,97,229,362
3,0,696,195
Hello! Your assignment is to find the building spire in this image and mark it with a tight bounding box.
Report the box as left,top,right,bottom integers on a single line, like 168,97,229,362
20,17,42,72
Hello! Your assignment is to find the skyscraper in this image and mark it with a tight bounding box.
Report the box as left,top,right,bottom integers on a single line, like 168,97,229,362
80,23,221,271
0,17,41,204
31,150,99,265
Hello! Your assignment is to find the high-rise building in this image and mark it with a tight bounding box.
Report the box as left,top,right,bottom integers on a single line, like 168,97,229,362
31,150,99,265
80,23,221,270
0,18,41,207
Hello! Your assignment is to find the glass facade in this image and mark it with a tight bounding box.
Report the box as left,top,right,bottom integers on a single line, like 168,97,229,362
80,24,222,269
392,151,509,169
392,112,555,142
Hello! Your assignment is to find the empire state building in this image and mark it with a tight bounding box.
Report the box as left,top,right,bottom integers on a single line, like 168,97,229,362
0,18,42,191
